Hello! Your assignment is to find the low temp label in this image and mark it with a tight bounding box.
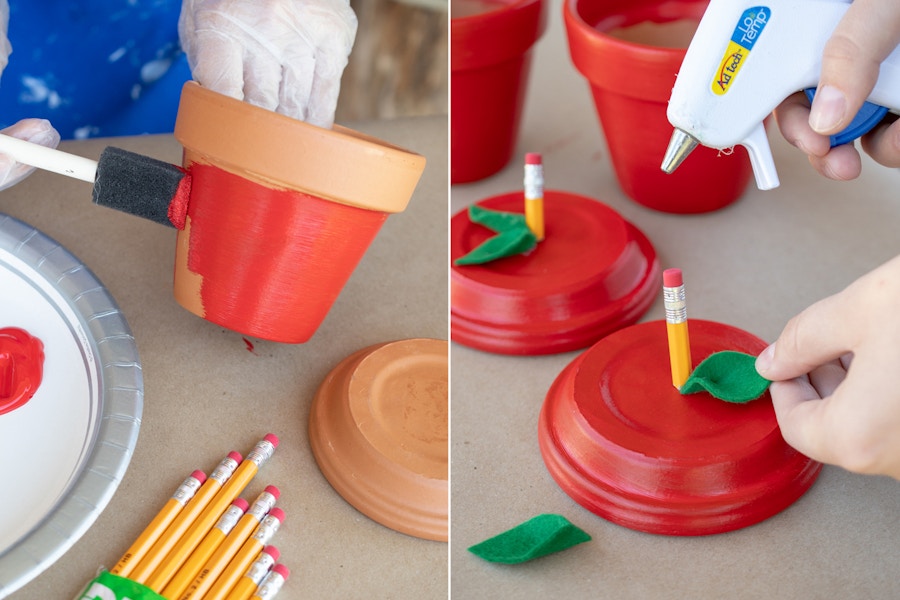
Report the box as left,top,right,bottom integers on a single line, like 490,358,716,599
711,6,771,95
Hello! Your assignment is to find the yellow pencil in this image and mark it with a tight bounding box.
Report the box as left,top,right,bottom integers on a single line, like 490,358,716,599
177,506,282,600
147,434,278,591
524,152,545,241
128,451,242,584
206,509,285,600
250,564,290,600
663,268,692,388
160,498,248,600
110,469,206,577
222,546,280,600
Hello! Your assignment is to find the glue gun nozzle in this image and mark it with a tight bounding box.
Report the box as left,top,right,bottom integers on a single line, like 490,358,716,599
661,129,699,174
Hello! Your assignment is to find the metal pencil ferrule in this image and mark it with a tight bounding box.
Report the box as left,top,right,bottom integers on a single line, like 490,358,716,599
255,570,287,599
524,164,543,199
663,285,687,324
252,514,283,544
246,551,277,584
210,456,240,483
248,491,278,520
172,475,203,504
247,440,276,468
215,503,245,533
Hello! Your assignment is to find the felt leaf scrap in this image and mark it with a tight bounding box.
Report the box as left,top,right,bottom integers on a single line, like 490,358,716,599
454,204,538,266
679,350,771,403
468,513,591,564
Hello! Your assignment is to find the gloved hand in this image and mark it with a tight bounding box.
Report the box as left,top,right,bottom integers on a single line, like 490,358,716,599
0,119,61,192
0,1,61,192
179,0,358,129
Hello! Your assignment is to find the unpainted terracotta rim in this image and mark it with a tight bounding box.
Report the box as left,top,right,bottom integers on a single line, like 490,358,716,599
174,81,426,213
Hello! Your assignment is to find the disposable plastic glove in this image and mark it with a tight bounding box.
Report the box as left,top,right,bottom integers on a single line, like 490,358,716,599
179,0,357,129
0,119,61,192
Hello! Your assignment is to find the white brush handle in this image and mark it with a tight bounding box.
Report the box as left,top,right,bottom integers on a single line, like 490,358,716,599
0,132,98,183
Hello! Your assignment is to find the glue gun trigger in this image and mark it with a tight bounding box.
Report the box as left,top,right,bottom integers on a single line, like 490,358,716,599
740,122,780,191
803,88,890,147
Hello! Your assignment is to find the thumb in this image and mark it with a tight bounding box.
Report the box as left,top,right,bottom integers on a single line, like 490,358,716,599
809,0,900,135
755,292,854,382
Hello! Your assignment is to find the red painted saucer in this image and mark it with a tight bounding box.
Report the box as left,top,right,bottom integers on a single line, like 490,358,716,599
538,319,821,536
451,190,659,355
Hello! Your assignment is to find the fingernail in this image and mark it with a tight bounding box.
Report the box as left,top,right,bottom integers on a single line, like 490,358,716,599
756,343,775,376
809,85,847,133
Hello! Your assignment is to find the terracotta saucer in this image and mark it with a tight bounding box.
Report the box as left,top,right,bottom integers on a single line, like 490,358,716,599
538,319,822,536
450,190,659,354
309,338,448,542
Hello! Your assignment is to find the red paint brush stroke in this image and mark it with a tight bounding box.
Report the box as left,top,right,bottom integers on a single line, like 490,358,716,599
184,164,387,343
0,327,44,416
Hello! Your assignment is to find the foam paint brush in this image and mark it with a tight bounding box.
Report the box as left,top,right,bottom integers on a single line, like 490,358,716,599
0,132,191,228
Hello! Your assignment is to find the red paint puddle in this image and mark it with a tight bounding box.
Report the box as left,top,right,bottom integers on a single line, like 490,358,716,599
0,327,44,416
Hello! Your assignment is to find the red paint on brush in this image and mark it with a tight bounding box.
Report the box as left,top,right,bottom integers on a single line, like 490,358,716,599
184,164,387,343
167,167,192,230
0,327,44,416
663,268,683,288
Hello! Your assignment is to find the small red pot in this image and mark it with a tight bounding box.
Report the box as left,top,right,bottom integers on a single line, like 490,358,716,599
451,0,548,183
563,0,753,213
172,83,426,343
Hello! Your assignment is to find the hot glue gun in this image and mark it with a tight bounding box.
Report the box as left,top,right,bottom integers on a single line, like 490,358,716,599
661,0,900,190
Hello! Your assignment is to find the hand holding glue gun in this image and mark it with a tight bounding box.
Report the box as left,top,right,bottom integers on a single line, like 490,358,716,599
774,0,900,181
662,0,900,190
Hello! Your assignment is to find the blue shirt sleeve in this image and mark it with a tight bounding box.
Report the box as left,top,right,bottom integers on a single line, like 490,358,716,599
0,1,190,139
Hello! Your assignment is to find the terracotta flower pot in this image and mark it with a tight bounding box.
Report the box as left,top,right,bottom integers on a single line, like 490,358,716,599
451,0,548,183
172,82,426,343
563,0,753,213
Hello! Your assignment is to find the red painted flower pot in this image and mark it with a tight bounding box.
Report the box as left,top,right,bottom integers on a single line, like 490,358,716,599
172,82,426,343
451,0,548,183
563,0,753,213
539,319,822,536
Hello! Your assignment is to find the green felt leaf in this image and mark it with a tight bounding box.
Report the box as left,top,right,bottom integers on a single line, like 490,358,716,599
468,513,591,564
680,350,771,403
454,204,538,266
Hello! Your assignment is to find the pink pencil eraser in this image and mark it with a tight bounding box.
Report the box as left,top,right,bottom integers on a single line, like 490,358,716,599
663,268,683,288
190,470,207,484
268,507,285,523
232,497,250,512
525,152,542,165
264,485,280,499
227,451,243,463
272,564,290,580
262,545,280,561
263,433,280,448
